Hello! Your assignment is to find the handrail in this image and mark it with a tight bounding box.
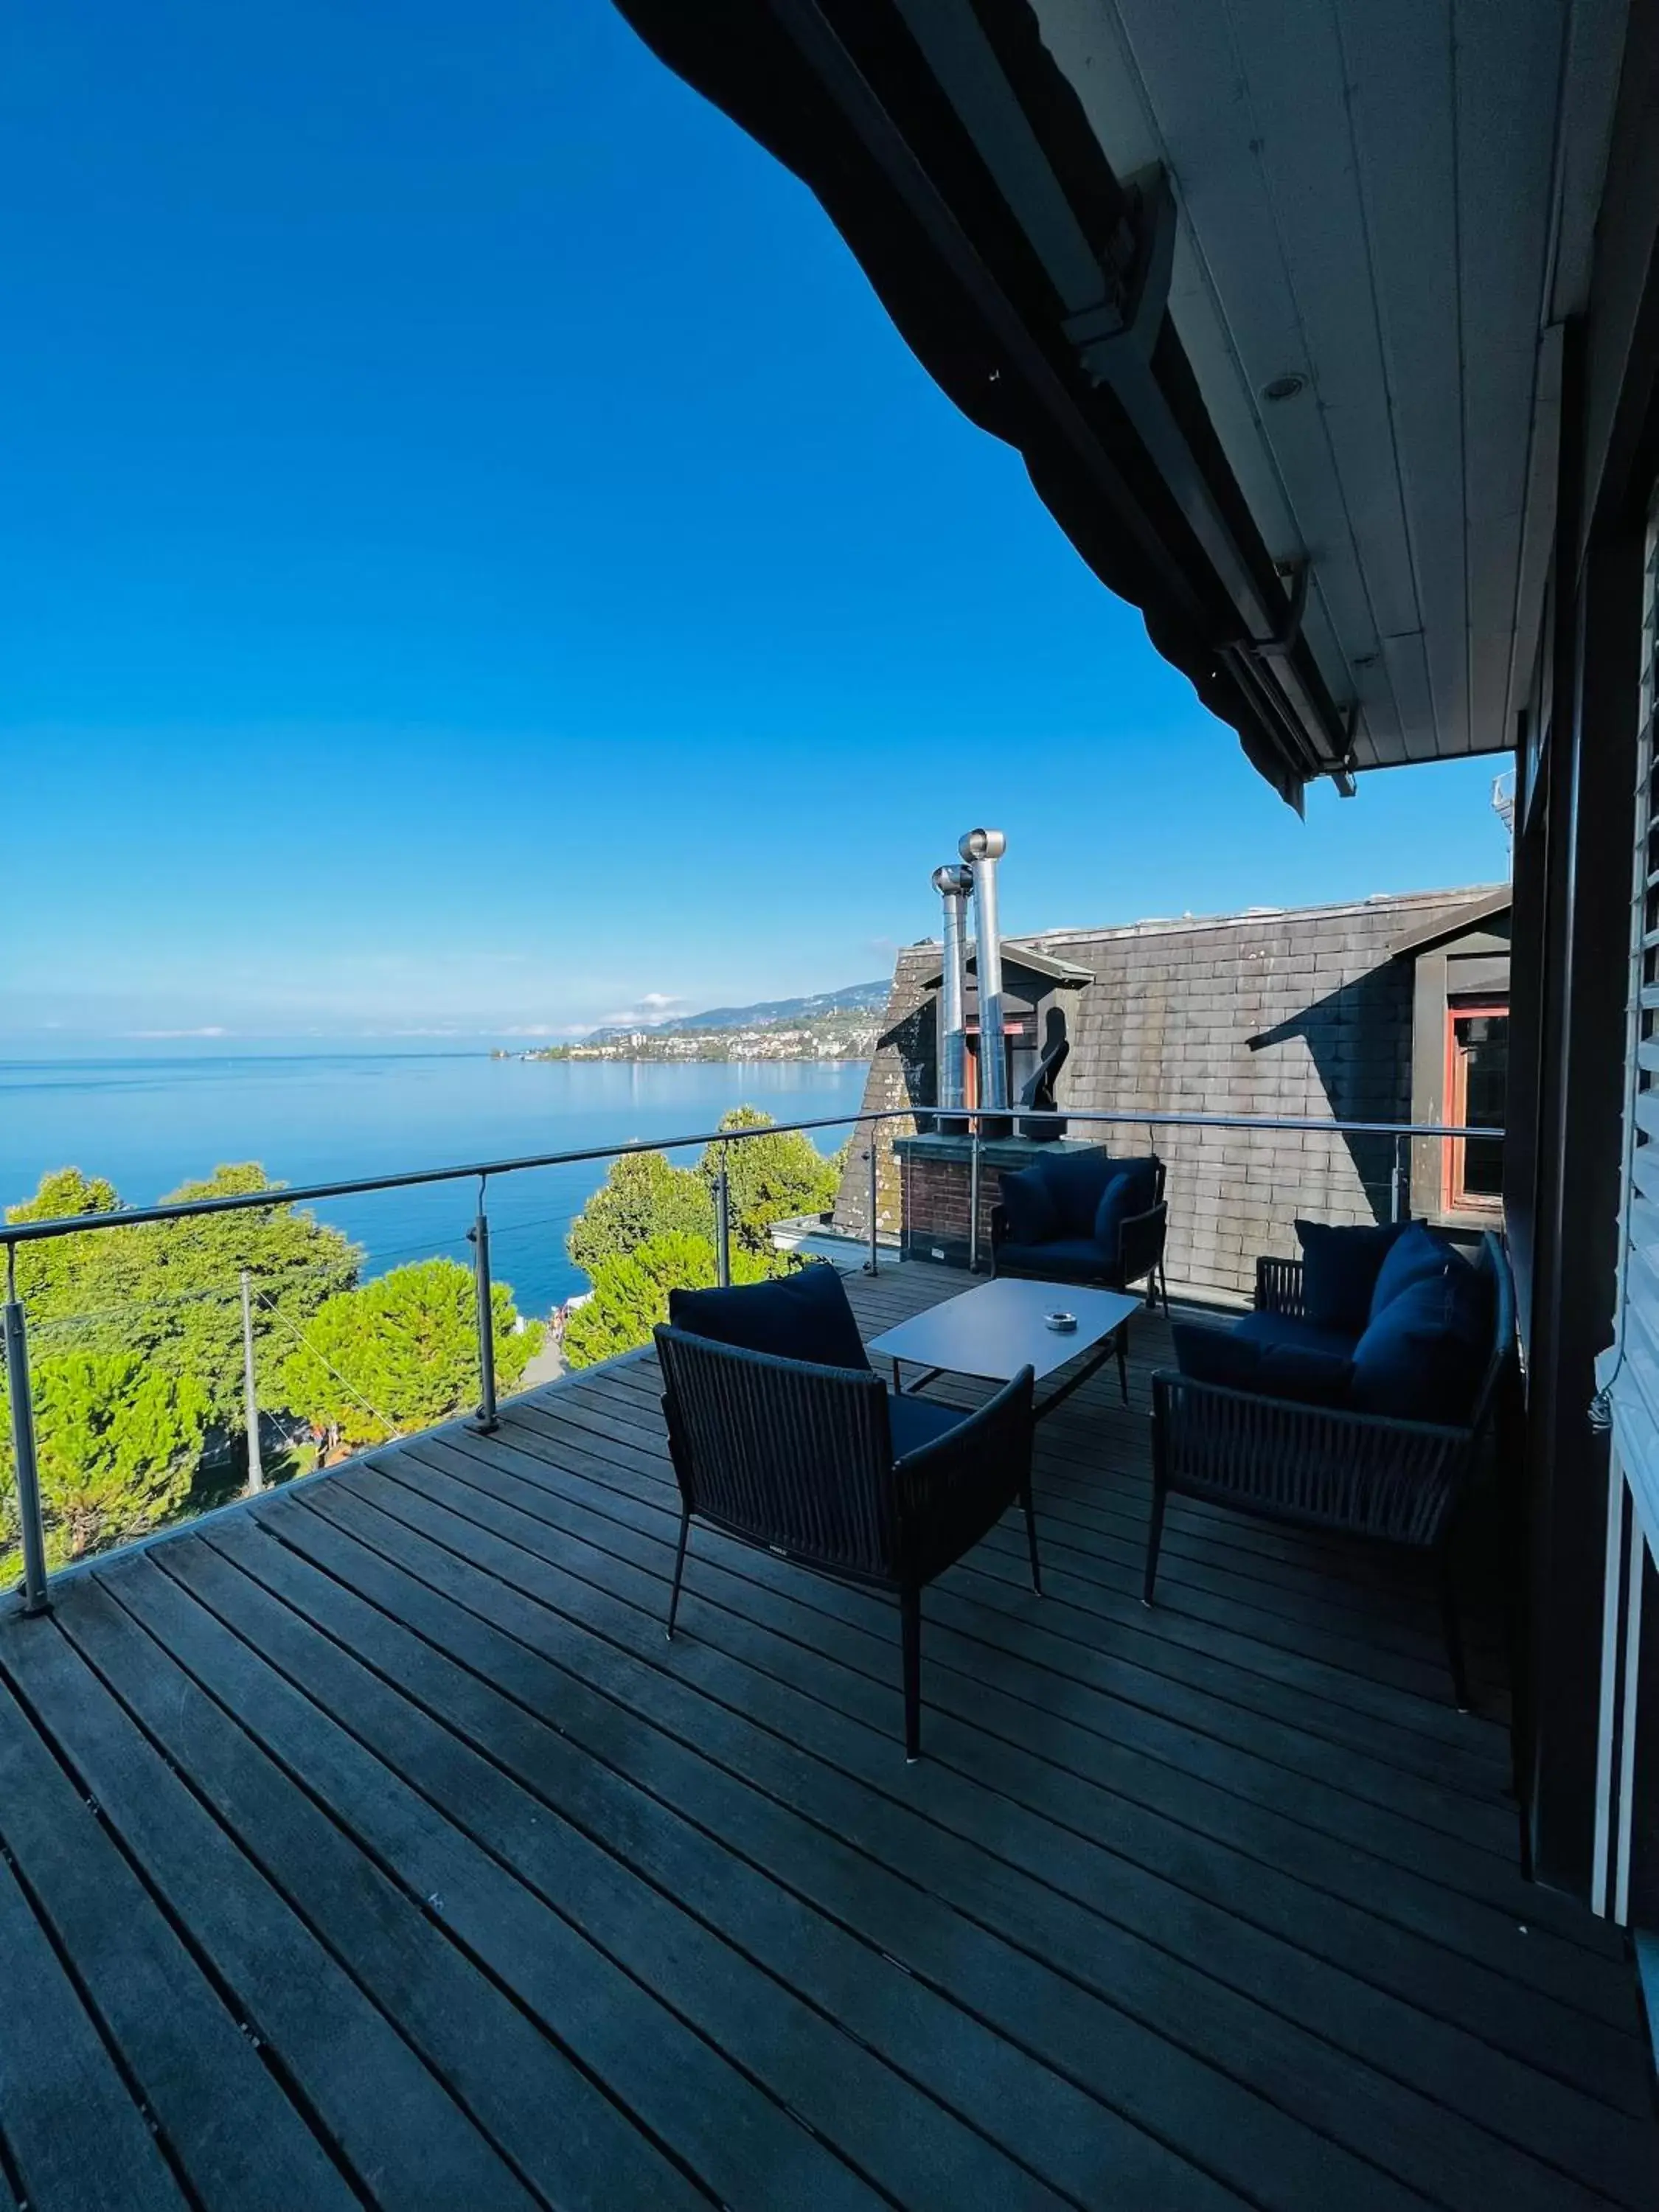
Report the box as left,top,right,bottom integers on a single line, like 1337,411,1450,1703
0,1100,1503,1248
0,1093,1505,1616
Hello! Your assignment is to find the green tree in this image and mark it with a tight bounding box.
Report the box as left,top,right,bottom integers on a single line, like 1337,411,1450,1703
276,1258,543,1448
0,1351,209,1574
563,1232,769,1372
9,1163,361,1423
701,1107,841,1256
566,1150,714,1276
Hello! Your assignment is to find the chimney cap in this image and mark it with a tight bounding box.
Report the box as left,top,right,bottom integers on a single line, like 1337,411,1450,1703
931,863,973,896
959,827,1006,863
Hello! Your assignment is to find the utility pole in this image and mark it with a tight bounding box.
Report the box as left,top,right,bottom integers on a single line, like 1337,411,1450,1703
240,1271,264,1494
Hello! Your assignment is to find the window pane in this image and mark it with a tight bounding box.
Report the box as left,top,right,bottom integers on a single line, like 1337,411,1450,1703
1455,1013,1508,1199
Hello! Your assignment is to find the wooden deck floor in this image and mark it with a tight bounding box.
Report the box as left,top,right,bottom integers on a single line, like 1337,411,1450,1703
0,1261,1652,2211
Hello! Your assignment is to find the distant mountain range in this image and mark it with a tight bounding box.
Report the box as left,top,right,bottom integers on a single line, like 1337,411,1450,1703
584,979,889,1046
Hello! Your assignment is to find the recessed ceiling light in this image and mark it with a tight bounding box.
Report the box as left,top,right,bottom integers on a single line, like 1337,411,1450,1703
1262,374,1306,403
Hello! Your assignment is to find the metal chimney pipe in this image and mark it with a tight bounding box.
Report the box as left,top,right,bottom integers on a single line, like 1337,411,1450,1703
959,827,1010,1126
931,863,973,1130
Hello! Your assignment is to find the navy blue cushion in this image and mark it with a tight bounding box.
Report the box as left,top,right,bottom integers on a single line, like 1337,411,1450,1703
888,1391,970,1459
996,1237,1110,1281
1093,1161,1158,1259
1233,1310,1361,1362
1172,1322,1259,1389
1350,1271,1486,1423
1175,1321,1352,1408
1369,1222,1455,1321
1295,1218,1413,1334
1000,1165,1060,1246
669,1263,870,1371
1037,1149,1117,1237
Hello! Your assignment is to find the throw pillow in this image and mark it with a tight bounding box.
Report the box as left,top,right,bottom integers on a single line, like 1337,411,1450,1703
1093,1162,1157,1260
1039,1148,1117,1237
1000,1164,1060,1247
1369,1222,1454,1321
1295,1218,1412,1335
1350,1273,1486,1423
669,1263,871,1371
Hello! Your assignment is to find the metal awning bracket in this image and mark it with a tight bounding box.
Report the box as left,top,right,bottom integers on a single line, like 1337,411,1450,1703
1063,165,1175,371
1237,559,1310,661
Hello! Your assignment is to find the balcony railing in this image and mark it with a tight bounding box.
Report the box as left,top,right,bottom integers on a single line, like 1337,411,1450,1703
1,1102,1500,1615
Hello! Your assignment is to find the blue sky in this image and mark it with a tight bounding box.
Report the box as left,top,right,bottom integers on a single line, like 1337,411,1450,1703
1,0,1510,1044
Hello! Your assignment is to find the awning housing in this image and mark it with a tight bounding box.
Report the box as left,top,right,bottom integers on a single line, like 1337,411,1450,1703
611,0,1630,805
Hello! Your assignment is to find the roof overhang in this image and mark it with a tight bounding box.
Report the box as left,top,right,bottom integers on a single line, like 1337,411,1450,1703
609,0,1632,806
919,937,1096,990
1388,889,1514,960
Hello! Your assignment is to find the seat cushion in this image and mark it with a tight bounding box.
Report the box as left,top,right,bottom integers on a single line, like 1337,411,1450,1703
1295,1218,1413,1334
669,1263,871,1371
1234,1310,1360,1362
1093,1161,1158,1259
996,1237,1113,1282
887,1391,970,1459
1000,1164,1060,1247
1369,1222,1456,1321
1350,1270,1489,1423
1036,1148,1117,1236
1174,1321,1353,1408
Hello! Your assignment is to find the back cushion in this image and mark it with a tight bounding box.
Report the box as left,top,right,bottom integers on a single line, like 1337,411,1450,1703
1369,1222,1455,1321
1350,1273,1486,1423
1038,1148,1117,1235
1093,1162,1158,1256
669,1263,871,1371
1295,1219,1412,1334
1000,1165,1060,1246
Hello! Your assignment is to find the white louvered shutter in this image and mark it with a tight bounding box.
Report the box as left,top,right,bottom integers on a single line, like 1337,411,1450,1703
1599,495,1659,1534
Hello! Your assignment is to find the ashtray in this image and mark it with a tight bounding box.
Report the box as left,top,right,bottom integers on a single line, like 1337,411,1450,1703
1044,1311,1078,1334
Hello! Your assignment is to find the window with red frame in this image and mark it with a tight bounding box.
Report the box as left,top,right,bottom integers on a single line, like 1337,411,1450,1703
1443,1001,1508,1214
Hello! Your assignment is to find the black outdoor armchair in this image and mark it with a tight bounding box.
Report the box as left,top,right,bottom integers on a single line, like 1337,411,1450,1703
655,1271,1038,1760
1146,1230,1514,1708
990,1148,1170,1314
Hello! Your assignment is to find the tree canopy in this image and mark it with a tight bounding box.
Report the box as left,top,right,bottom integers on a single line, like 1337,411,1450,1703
566,1150,713,1276
562,1233,768,1371
275,1258,541,1448
10,1164,359,1422
559,1107,843,1371
700,1107,842,1256
1,1166,541,1579
28,1353,209,1568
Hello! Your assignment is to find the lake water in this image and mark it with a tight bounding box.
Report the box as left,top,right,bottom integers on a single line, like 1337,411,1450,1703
0,1054,871,1317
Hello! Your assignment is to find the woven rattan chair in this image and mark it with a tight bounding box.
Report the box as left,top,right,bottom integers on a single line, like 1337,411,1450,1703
991,1156,1171,1319
1145,1231,1513,1708
655,1323,1037,1759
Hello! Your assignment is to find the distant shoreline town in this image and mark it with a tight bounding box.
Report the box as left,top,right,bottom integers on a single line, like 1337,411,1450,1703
500,980,888,1065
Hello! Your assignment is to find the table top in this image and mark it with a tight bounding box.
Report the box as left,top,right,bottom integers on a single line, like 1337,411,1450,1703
866,1276,1141,1384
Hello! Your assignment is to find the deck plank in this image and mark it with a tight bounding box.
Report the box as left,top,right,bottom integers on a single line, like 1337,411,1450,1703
394,1425,1649,2104
0,1260,1649,2211
0,1654,355,2212
13,1580,568,2212
306,1450,1654,2205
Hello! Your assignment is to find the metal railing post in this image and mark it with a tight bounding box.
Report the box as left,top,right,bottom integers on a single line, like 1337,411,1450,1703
866,1146,880,1275
1391,1132,1406,1224
714,1166,731,1289
467,1196,498,1433
240,1270,264,1495
969,1125,983,1273
3,1251,49,1615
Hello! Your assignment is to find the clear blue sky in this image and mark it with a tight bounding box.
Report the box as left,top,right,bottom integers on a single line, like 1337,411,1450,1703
1,0,1510,1044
